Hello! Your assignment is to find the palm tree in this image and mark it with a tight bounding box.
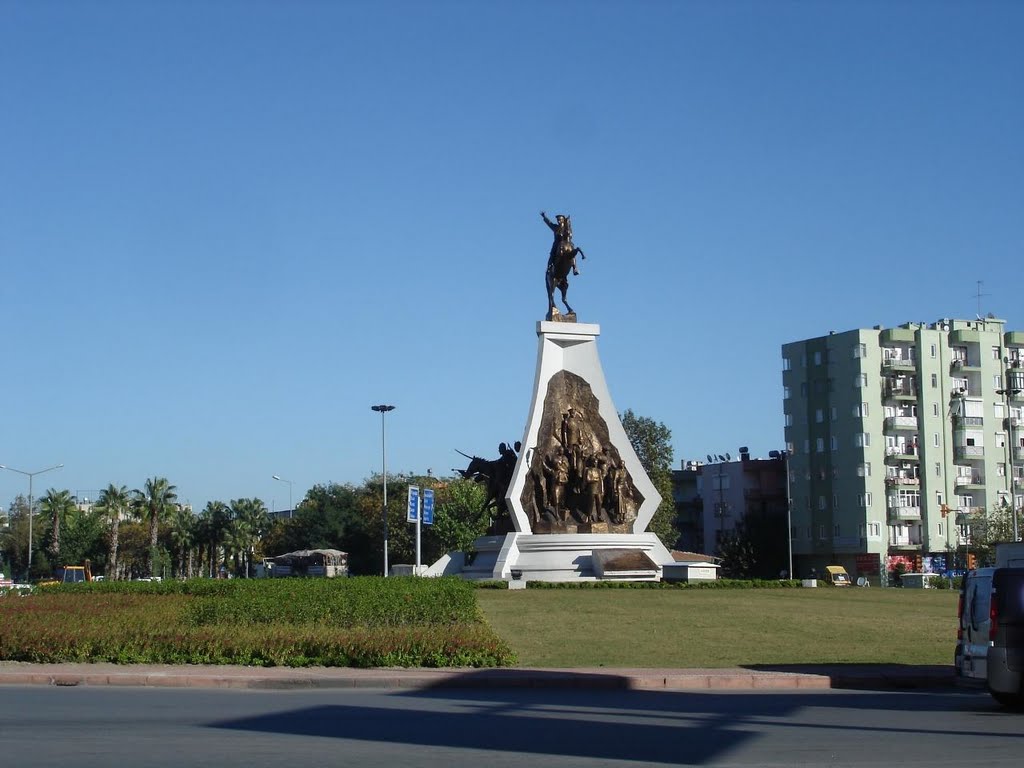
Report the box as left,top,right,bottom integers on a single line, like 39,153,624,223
96,484,130,579
132,477,178,578
167,504,196,578
198,501,231,577
230,498,270,577
39,488,75,565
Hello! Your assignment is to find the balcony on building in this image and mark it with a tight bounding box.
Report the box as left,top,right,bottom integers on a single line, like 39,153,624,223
885,444,920,462
885,475,920,488
884,415,919,432
954,473,985,491
882,357,916,373
1004,416,1022,430
884,378,918,400
954,445,985,461
954,414,985,428
1013,446,1024,462
888,506,921,523
888,539,922,551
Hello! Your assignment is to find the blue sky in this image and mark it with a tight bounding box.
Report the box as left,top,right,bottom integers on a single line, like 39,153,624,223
2,0,1021,513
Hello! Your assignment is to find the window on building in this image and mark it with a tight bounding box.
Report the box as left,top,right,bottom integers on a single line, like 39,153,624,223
783,357,791,371
998,463,1006,477
854,402,869,418
831,406,837,421
785,413,793,427
857,462,871,477
933,403,939,417
931,373,938,388
854,342,867,358
858,492,872,507
938,523,943,536
830,436,838,451
833,524,841,536
994,346,1002,360
935,462,942,477
816,408,824,423
833,494,839,510
818,496,826,510
931,344,937,358
855,373,868,388
855,433,871,448
783,385,791,399
804,439,810,453
818,525,826,540
934,433,940,447
816,438,824,453
800,382,808,396
814,351,822,365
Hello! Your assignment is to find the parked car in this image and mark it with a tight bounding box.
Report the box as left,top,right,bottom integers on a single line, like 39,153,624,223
955,566,1024,707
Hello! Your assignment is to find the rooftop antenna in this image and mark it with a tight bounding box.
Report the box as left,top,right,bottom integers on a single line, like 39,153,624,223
974,280,991,319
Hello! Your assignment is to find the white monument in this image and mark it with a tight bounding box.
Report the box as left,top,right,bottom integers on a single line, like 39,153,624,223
427,319,672,582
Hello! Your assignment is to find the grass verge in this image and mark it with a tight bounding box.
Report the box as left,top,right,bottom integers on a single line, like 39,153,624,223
476,587,958,668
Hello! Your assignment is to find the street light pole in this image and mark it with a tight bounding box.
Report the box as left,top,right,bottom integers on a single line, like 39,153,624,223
271,475,293,514
0,463,64,579
997,385,1022,541
371,404,395,577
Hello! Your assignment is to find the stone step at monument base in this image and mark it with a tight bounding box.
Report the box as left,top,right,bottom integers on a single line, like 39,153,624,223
425,532,671,583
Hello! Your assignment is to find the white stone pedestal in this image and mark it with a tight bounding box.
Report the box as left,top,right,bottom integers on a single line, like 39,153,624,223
427,319,672,582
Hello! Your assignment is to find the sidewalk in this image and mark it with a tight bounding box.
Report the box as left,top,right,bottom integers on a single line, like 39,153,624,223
0,662,954,692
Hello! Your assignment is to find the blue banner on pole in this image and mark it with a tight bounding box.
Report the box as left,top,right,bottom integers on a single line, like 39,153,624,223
422,488,434,525
407,485,419,523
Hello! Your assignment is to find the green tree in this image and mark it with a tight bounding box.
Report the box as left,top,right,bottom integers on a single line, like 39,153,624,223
430,478,489,555
196,501,231,576
230,497,270,577
620,409,678,549
96,484,130,579
965,502,1016,567
167,504,196,578
0,496,33,578
39,488,76,565
132,477,178,577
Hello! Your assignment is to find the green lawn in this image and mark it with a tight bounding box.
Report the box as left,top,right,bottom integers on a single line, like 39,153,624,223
476,587,958,668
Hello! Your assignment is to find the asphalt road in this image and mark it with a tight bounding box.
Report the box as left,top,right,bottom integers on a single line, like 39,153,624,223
0,685,1020,767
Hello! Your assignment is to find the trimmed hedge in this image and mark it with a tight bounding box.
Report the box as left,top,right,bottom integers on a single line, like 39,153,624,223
3,578,515,667
51,576,482,627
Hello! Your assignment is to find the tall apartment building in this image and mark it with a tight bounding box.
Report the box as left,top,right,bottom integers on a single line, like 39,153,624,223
782,318,1024,582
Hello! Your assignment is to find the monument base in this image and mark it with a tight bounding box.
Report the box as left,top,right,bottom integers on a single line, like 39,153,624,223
425,532,671,582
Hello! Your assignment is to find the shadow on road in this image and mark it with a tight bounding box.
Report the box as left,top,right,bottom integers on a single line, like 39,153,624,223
209,669,1013,765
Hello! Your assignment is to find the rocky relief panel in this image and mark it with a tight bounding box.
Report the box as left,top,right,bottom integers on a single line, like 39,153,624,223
520,371,642,533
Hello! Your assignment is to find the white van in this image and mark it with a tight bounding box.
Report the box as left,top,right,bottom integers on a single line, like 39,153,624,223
956,567,1024,707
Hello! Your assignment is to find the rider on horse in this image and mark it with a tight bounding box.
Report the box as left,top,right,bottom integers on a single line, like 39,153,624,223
541,211,582,276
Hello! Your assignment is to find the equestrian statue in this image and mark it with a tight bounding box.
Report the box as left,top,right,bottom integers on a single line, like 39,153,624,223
541,211,586,318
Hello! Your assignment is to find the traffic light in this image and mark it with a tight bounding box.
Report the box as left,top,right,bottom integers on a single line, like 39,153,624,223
967,553,977,570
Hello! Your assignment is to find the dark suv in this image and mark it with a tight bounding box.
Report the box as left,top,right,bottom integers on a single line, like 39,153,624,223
956,567,1024,707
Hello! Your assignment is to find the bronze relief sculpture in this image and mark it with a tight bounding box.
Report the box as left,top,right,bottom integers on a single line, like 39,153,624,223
520,371,641,533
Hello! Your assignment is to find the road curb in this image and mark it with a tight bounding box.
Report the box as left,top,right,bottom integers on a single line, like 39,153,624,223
0,663,955,692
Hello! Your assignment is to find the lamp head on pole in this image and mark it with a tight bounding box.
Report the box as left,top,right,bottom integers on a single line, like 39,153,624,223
371,404,395,414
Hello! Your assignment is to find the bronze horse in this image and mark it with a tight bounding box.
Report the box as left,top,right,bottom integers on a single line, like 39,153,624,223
542,212,585,317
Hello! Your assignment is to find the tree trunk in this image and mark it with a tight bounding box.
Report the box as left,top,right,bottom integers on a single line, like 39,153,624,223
149,513,159,577
107,520,119,580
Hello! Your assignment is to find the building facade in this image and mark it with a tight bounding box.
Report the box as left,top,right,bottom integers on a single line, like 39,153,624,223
673,451,788,575
783,318,1024,582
